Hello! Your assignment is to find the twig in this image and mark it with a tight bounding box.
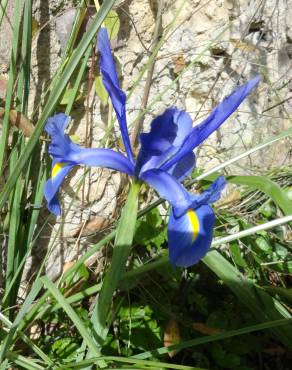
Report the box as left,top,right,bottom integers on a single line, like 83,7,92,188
263,96,292,113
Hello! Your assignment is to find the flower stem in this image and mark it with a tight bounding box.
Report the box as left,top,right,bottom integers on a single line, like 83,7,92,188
91,179,141,342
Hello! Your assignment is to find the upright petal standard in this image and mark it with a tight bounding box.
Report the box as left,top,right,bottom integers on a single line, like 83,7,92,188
44,27,260,267
98,28,134,163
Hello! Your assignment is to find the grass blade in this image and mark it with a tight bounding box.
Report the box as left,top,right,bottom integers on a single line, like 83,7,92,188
40,276,101,357
0,0,8,25
0,313,54,366
203,251,292,347
194,128,292,182
0,279,43,362
228,175,292,215
133,318,292,360
0,0,118,209
58,356,207,370
212,215,292,247
65,44,92,115
6,351,45,370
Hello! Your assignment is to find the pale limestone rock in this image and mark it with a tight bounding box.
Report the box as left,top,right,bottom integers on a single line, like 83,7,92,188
0,3,13,72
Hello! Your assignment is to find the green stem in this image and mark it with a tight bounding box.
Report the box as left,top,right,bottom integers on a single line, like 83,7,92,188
91,180,141,341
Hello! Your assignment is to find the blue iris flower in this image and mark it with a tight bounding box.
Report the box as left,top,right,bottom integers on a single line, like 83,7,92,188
44,27,260,267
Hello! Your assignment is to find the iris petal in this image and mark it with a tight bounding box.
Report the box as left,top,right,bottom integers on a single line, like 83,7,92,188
44,113,136,215
137,108,193,174
46,113,135,175
45,113,77,161
161,76,260,171
97,28,134,163
190,176,226,209
140,169,191,213
44,162,74,215
168,204,215,267
167,152,196,182
69,148,135,175
45,113,70,135
44,145,135,215
139,108,183,155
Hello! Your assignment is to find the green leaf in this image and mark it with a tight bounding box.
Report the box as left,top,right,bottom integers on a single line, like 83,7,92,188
91,181,141,342
262,259,292,274
135,208,167,249
40,276,101,358
58,355,207,370
0,0,22,175
259,202,277,218
203,250,292,347
65,45,91,115
263,287,292,304
105,10,120,40
0,279,43,362
0,0,118,209
6,350,45,370
218,353,241,368
227,175,292,216
255,236,272,253
59,87,82,105
51,338,80,360
133,317,292,360
210,342,225,362
229,242,247,268
95,75,109,105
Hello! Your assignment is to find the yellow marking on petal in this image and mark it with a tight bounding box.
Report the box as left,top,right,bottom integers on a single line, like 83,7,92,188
187,209,200,242
52,162,67,178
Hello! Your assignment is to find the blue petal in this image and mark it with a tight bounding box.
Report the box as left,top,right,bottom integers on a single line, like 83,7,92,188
137,108,193,174
45,113,80,161
161,76,260,171
190,176,226,209
167,152,196,182
97,28,134,163
140,108,185,155
141,170,225,219
69,148,135,175
45,113,135,176
168,204,215,267
140,169,191,212
46,113,70,135
44,162,74,215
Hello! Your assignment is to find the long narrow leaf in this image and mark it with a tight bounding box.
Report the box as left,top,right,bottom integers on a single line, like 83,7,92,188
133,318,292,360
227,175,292,215
58,356,207,370
0,313,54,366
203,250,292,347
0,279,43,362
0,0,118,209
6,350,45,370
40,276,101,357
0,0,9,25
91,181,141,340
